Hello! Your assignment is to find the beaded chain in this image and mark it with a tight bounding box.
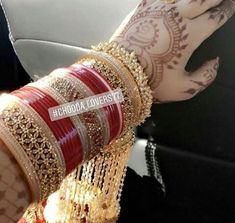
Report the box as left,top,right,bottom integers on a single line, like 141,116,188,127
145,140,166,193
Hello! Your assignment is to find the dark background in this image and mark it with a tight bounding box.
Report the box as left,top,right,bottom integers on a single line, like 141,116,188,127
0,6,30,93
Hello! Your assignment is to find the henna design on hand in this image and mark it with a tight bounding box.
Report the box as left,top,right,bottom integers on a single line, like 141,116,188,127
115,5,189,89
139,0,150,8
112,0,234,102
209,1,235,22
184,58,219,96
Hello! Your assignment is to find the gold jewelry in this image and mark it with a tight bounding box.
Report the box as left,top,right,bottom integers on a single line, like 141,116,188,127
92,42,153,125
27,80,91,161
25,128,135,223
0,42,152,221
55,70,110,147
0,95,65,201
29,69,108,161
52,71,109,159
79,58,138,135
80,51,142,127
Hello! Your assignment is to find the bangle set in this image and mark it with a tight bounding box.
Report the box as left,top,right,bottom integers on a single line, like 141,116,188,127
0,41,153,221
79,51,142,132
69,64,123,143
92,42,153,125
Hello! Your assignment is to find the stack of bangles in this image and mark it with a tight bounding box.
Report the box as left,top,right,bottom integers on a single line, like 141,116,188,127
0,42,153,202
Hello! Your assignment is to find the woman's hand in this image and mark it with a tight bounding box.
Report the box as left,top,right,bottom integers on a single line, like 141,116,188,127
111,0,235,103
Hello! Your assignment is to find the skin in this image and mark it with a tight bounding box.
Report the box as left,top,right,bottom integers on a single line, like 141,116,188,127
111,0,235,103
0,0,235,222
0,139,31,223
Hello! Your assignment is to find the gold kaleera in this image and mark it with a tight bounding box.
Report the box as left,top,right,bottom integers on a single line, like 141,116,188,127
24,129,135,223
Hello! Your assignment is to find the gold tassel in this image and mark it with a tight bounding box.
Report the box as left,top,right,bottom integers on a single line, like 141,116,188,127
24,129,134,223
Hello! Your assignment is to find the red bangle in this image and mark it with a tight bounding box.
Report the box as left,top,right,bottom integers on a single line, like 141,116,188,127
12,86,83,174
68,66,115,143
69,64,121,142
68,64,123,142
81,65,124,137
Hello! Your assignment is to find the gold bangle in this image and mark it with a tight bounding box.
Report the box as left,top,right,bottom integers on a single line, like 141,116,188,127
79,57,134,134
51,71,108,160
0,94,65,201
30,69,108,161
55,70,110,147
79,51,142,127
92,42,153,125
27,80,91,161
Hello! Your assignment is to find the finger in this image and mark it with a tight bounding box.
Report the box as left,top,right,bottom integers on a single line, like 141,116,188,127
177,0,224,19
152,58,219,103
182,57,219,100
193,0,235,42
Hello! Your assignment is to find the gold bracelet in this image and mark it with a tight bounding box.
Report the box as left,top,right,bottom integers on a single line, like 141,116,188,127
92,42,153,125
